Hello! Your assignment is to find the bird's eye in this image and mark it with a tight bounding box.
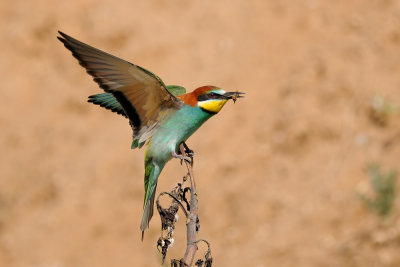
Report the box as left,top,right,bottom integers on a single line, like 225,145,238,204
209,92,216,98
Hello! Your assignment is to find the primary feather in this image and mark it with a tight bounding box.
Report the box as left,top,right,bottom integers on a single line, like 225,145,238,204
58,31,183,144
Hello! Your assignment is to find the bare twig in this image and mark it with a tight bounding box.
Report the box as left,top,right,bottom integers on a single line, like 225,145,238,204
194,240,212,267
180,143,198,266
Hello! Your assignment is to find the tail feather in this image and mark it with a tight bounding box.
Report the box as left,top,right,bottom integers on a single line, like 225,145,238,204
140,190,156,240
140,157,164,240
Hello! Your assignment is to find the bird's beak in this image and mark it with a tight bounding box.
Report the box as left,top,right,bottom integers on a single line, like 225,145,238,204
223,91,245,103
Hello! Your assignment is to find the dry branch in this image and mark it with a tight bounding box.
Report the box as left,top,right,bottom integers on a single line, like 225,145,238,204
180,142,199,266
156,143,212,267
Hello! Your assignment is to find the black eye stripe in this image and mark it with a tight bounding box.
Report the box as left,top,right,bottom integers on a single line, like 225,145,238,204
197,92,224,101
197,94,208,101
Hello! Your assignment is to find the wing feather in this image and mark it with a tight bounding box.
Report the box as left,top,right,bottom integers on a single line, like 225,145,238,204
58,31,183,141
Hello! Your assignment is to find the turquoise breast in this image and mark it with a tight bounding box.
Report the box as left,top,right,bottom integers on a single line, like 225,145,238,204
148,105,213,163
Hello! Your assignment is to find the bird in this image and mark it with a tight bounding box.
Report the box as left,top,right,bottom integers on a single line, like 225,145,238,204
57,31,244,239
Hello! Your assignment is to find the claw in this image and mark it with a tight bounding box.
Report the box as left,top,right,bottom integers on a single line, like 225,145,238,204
180,142,194,166
185,149,194,158
182,142,194,157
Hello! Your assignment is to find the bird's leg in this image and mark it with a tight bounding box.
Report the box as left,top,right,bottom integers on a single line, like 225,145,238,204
182,142,194,158
172,151,192,165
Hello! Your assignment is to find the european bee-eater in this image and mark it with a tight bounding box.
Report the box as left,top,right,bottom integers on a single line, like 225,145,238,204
57,31,244,238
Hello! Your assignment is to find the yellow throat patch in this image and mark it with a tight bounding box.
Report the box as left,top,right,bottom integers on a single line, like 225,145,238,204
198,99,228,113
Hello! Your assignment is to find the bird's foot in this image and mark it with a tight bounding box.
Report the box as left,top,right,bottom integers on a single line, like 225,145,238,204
184,148,194,158
172,151,192,165
182,142,194,158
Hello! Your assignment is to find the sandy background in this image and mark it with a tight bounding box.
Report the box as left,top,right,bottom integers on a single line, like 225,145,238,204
1,0,400,266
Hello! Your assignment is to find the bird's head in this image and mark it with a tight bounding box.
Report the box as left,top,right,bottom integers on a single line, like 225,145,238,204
179,86,244,114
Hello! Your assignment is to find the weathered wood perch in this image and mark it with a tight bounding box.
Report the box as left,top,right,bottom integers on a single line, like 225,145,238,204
181,142,199,266
156,143,212,267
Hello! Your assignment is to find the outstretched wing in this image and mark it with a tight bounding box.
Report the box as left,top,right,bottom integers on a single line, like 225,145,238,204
58,31,183,142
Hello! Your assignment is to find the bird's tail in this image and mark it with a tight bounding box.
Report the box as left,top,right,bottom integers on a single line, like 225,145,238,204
140,158,164,240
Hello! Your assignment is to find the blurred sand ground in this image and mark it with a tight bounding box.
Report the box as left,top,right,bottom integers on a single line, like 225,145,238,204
1,0,400,266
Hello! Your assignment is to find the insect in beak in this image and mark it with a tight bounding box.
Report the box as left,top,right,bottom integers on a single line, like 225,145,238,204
223,91,245,103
